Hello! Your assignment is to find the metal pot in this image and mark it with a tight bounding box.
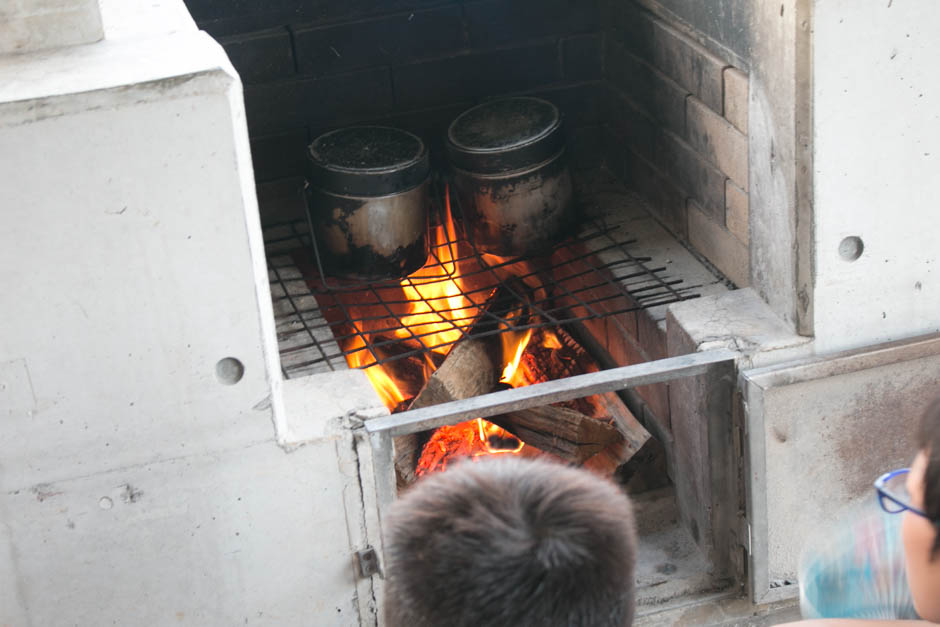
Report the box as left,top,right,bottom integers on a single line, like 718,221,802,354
305,126,430,279
446,97,574,257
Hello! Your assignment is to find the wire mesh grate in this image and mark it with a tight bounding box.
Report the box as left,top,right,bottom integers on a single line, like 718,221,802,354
264,196,702,379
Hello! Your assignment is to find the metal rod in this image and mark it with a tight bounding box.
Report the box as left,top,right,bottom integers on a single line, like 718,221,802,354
368,429,397,530
364,348,738,437
266,213,702,373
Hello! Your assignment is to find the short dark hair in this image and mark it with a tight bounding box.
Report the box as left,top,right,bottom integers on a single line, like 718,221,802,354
383,456,637,627
916,398,940,560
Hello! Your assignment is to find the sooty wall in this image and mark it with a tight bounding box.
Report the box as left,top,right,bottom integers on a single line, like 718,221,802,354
184,0,754,288
601,0,752,288
182,0,605,186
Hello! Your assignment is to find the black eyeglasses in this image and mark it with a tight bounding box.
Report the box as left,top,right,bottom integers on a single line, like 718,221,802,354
874,469,931,519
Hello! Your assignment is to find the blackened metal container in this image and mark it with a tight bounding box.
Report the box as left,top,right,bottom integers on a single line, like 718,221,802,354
446,97,574,257
305,126,430,279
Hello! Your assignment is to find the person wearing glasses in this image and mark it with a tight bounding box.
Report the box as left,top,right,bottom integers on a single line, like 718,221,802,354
781,398,940,625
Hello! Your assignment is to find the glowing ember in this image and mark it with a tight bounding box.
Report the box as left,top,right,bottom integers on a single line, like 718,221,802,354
477,418,525,454
541,331,563,349
415,418,523,477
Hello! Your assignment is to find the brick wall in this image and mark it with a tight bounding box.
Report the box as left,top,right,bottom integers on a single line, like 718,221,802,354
183,0,751,287
182,0,604,187
602,0,751,288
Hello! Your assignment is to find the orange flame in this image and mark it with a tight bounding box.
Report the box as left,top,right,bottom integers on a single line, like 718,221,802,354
415,417,524,477
341,186,479,410
542,330,563,349
476,418,524,455
340,187,537,473
394,189,480,352
499,325,535,387
346,335,406,409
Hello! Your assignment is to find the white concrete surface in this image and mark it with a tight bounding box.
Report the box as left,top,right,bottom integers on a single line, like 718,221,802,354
747,0,814,335
98,0,196,40
667,289,812,369
0,3,386,623
2,439,363,625
811,2,940,352
0,29,284,488
0,0,103,54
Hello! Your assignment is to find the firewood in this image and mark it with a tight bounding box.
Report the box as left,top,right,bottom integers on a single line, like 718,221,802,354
490,405,623,463
407,339,498,409
394,281,531,485
394,338,499,485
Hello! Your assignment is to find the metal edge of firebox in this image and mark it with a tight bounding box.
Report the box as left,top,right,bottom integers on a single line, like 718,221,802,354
364,348,740,565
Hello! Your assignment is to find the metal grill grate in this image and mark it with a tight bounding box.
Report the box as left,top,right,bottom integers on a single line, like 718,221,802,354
264,198,702,379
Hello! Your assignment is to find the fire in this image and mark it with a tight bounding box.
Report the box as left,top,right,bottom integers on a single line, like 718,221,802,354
346,335,406,408
476,418,524,454
499,317,534,387
394,189,480,352
341,187,480,410
340,186,535,473
415,418,523,477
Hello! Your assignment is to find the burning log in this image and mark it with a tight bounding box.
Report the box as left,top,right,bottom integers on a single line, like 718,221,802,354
490,405,622,464
408,339,498,409
394,278,538,484
393,338,500,485
395,279,653,485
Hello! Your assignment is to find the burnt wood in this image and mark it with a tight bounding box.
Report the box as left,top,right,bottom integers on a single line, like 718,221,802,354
490,405,621,463
395,338,500,485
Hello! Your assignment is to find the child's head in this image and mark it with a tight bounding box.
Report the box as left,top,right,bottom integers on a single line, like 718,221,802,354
382,456,637,627
902,397,940,621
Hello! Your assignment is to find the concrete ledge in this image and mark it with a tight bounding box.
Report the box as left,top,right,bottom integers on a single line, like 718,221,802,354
280,370,386,445
0,30,236,120
0,0,103,54
98,0,196,41
666,288,812,369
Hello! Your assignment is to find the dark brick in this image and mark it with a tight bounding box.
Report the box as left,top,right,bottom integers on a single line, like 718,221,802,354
220,28,295,84
184,0,298,23
528,82,603,127
606,39,686,136
567,125,604,171
200,15,292,39
188,0,458,29
604,86,656,161
622,150,688,238
656,131,725,221
392,43,561,110
292,6,466,77
244,80,305,135
607,1,724,112
250,129,309,182
603,126,628,181
562,34,603,81
244,67,393,135
464,0,597,48
605,0,655,54
256,177,306,226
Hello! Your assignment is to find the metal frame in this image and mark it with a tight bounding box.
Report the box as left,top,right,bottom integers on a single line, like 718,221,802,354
264,208,702,376
364,348,738,531
740,333,940,604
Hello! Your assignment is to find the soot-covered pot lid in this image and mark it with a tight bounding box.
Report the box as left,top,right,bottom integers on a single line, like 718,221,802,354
446,97,565,174
306,126,430,197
